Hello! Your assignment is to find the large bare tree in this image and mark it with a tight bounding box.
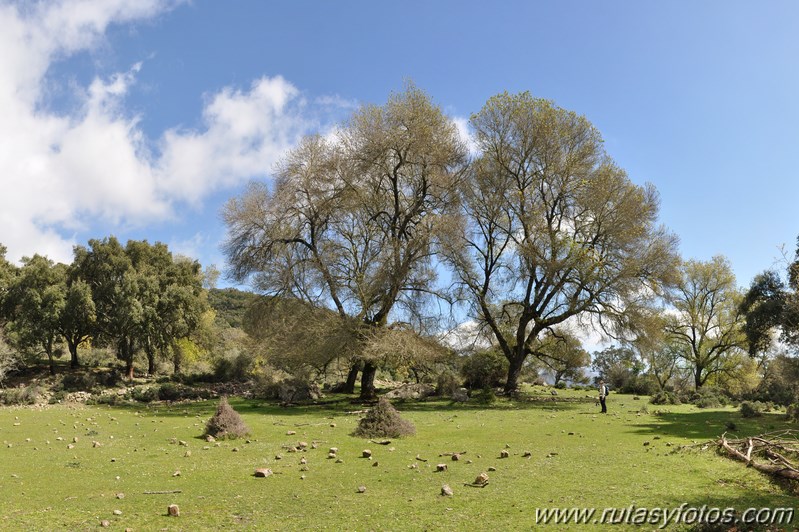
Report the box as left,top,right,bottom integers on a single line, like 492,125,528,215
443,92,679,393
223,85,467,399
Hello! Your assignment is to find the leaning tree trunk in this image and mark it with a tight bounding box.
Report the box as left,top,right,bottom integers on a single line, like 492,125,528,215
343,361,361,394
504,354,526,395
360,361,378,400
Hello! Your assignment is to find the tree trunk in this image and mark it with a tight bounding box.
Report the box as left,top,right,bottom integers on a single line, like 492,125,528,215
147,352,155,375
47,352,55,376
504,354,526,394
343,361,361,394
173,355,181,375
360,361,377,400
68,339,80,368
694,365,704,389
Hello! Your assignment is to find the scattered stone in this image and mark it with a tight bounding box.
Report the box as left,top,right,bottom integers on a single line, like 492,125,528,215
93,441,102,448
330,423,337,428
179,440,188,446
275,454,283,460
436,464,448,472
329,447,338,454
327,452,336,459
335,458,344,464
311,443,318,449
362,449,372,458
116,493,125,499
286,430,296,436
100,520,110,527
113,510,122,516
173,471,181,477
522,451,532,458
300,457,307,465
473,472,489,486
67,444,74,449
254,468,273,478
287,447,297,453
550,390,558,395
451,453,460,461
441,484,454,496
232,447,239,452
466,460,473,464
372,461,379,467
357,485,366,493
297,441,308,449
500,450,509,458
72,437,79,443
488,466,497,472
568,432,575,436
653,436,661,440
300,474,306,480
409,463,418,469
167,504,180,517
205,435,215,443
643,441,650,447
184,451,191,457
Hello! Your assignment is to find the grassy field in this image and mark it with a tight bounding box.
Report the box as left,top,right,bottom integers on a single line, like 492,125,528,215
0,388,796,531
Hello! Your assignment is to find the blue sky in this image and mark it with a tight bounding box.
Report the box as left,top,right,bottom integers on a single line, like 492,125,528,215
2,0,798,291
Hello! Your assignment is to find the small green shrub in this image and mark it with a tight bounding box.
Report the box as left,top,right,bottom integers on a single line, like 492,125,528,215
48,390,68,404
87,393,123,406
435,370,461,397
61,372,97,392
474,386,497,405
0,385,42,405
157,382,211,401
650,391,681,405
130,386,159,403
740,401,764,418
461,350,508,390
353,397,415,438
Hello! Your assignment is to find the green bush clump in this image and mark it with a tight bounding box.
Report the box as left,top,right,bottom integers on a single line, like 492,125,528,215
435,370,461,397
205,396,250,439
130,386,159,403
786,403,799,422
353,397,415,438
740,401,764,418
650,391,681,405
0,385,42,405
461,349,508,390
157,382,211,401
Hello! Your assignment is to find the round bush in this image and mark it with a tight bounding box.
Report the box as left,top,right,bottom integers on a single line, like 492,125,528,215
461,350,508,390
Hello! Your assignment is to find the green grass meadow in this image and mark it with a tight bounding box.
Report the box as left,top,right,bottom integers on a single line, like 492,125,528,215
0,388,796,530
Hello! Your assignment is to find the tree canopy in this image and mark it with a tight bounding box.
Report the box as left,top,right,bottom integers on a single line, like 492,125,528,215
443,91,679,392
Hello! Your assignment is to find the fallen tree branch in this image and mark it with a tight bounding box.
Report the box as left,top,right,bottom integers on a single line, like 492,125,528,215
143,490,183,495
718,434,799,481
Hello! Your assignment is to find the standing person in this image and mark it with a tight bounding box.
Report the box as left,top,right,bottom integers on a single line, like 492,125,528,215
598,380,608,413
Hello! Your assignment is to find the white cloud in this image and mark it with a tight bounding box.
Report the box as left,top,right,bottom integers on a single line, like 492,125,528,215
156,76,308,204
451,116,479,157
0,1,342,265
